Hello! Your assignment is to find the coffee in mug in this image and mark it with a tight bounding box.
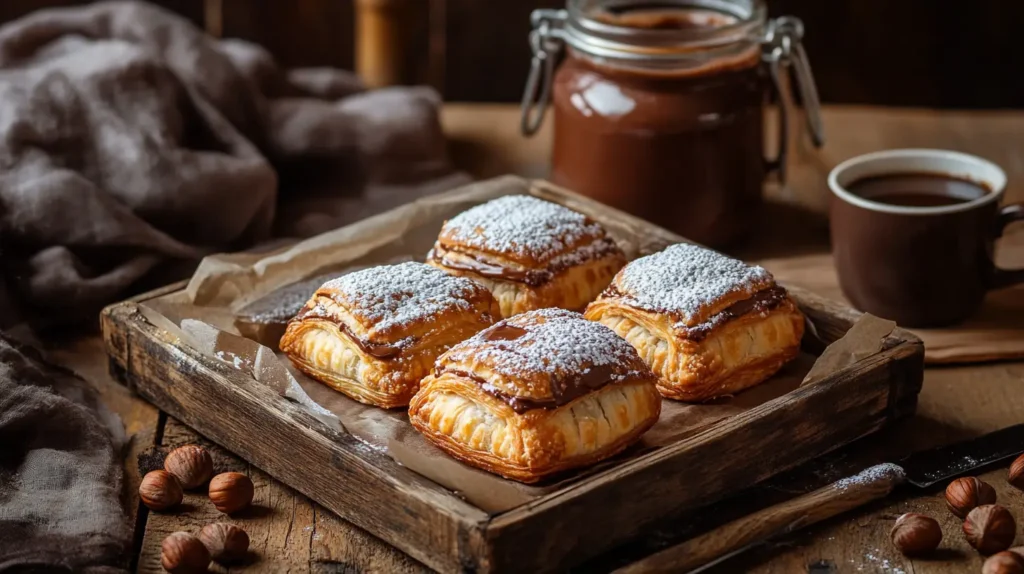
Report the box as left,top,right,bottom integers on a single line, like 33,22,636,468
828,149,1024,327
846,173,989,207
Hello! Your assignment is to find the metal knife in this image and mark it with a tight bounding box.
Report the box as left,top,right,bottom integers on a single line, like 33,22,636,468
614,424,1024,574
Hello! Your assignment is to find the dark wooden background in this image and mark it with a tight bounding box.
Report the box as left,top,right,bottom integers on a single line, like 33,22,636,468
2,0,1022,108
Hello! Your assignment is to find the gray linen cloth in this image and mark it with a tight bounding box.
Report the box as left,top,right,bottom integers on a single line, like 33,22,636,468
0,0,464,329
0,334,129,572
0,1,468,570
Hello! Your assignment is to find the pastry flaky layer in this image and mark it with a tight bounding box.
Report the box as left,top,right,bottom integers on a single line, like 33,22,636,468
408,308,662,483
280,262,501,408
426,195,627,318
584,243,806,402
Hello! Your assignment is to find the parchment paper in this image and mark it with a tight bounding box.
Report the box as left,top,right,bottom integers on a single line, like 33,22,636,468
800,315,896,386
139,176,895,514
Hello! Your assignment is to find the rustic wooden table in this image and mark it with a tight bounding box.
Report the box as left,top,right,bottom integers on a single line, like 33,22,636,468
49,104,1024,573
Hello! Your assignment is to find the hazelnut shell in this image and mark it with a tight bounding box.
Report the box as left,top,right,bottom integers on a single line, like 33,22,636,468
1009,454,1024,491
199,522,250,564
164,445,213,489
890,513,942,556
139,470,183,511
209,472,254,514
161,532,211,574
945,476,997,518
983,551,1024,574
964,504,1017,555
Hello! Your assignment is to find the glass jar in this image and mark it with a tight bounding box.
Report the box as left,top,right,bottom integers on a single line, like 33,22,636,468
521,0,824,247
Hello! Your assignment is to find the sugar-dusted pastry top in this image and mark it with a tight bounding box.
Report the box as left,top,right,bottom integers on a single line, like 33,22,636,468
432,195,620,276
603,243,778,328
436,308,653,412
293,262,497,352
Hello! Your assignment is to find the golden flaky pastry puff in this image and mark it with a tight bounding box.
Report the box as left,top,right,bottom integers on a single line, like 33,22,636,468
280,262,501,409
426,195,627,318
584,243,805,402
408,308,661,483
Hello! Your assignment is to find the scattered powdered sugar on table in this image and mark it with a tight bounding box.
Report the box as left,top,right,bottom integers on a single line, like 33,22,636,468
832,463,906,491
318,262,484,334
440,195,606,262
859,551,906,574
615,243,773,326
446,308,647,391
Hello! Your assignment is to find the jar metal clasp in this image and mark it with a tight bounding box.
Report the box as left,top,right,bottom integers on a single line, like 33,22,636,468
521,9,566,136
520,10,826,183
762,16,826,182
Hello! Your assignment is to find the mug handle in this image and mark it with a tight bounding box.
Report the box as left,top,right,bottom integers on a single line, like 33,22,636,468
992,203,1024,289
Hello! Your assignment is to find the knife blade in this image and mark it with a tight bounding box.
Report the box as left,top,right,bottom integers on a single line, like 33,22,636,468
900,423,1024,487
614,424,1024,574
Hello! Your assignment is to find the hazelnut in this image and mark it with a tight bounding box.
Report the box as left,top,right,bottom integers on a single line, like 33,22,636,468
946,476,998,518
161,532,210,574
1009,454,1024,491
199,522,250,564
209,472,254,514
890,513,942,556
984,551,1024,574
964,505,1017,555
164,445,213,489
139,470,183,511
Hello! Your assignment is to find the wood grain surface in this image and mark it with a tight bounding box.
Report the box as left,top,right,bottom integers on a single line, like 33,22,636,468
57,104,1024,573
136,418,424,574
99,177,923,572
614,463,908,573
4,0,1023,107
101,298,489,573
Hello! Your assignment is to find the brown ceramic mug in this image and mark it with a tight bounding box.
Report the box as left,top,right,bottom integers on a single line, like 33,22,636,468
828,149,1024,327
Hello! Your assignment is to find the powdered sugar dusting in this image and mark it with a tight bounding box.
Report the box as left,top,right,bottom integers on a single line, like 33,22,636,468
833,463,905,491
318,262,485,335
615,243,773,327
440,195,606,262
445,309,648,396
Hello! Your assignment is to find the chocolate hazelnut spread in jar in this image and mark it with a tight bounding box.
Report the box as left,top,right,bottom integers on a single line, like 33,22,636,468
521,0,825,247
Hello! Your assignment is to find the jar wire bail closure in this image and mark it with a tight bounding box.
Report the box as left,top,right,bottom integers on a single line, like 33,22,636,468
521,9,567,136
761,15,825,181
520,2,826,181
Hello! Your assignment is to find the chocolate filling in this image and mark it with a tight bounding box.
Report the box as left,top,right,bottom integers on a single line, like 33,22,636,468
429,248,547,286
600,284,789,342
680,286,789,341
482,324,529,341
294,301,403,359
446,365,620,414
427,239,620,287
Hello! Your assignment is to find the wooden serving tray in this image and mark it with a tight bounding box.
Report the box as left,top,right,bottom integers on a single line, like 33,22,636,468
102,178,924,573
